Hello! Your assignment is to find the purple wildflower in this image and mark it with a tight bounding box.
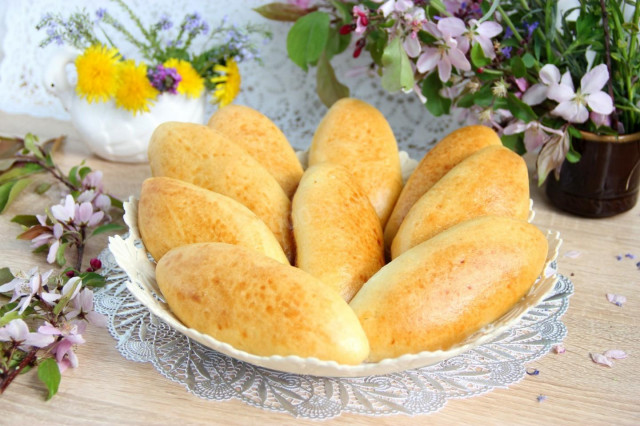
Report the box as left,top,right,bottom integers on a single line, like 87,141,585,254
625,253,636,259
147,64,182,94
95,8,107,21
501,46,512,58
526,368,540,376
156,14,173,31
537,394,547,402
525,21,539,37
504,26,513,39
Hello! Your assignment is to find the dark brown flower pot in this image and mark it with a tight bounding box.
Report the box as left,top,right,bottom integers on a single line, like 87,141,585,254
545,131,640,218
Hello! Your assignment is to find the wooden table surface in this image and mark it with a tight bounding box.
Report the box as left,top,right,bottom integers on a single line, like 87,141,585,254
1,111,638,425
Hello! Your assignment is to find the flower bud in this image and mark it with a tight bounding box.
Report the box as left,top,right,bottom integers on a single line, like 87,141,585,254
89,258,102,271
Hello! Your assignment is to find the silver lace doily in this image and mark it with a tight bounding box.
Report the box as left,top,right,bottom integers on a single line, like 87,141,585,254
94,247,573,419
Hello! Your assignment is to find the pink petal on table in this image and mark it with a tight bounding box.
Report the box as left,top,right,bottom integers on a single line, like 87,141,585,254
604,349,627,360
564,250,581,258
590,352,613,367
553,345,566,354
606,293,626,307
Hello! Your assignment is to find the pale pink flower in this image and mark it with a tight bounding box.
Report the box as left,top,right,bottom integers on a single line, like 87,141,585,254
401,8,426,58
352,5,369,35
553,345,566,354
51,194,75,223
504,120,563,153
46,240,60,264
67,289,107,326
458,19,502,59
81,170,104,192
417,18,470,82
549,64,614,123
563,250,581,259
536,130,570,184
522,64,561,106
38,321,86,373
0,268,53,314
0,319,55,350
74,201,104,227
374,0,414,18
590,111,611,128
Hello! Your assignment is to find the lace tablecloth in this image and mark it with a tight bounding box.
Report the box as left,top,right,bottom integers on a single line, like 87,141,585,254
94,245,572,419
0,0,460,157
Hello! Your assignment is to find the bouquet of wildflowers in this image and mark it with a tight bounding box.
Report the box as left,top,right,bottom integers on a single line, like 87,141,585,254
37,0,271,113
0,134,123,398
258,0,640,183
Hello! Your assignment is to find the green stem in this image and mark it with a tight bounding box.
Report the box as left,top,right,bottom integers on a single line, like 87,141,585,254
497,5,523,42
109,0,151,42
599,0,620,132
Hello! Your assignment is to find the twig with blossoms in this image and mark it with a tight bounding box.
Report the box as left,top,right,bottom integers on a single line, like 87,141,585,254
0,133,123,398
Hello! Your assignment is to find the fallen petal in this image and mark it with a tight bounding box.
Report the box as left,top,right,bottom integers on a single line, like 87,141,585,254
590,352,613,367
606,293,626,307
604,349,627,360
553,345,566,354
564,250,581,259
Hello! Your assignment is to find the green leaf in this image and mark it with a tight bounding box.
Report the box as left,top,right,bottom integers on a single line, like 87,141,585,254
0,310,22,327
510,56,526,78
24,134,44,161
286,11,331,71
11,214,40,227
253,2,312,21
68,165,80,187
0,158,18,172
37,358,61,401
0,178,31,213
567,126,583,139
421,72,451,117
80,271,106,288
0,267,14,285
506,93,538,123
328,0,352,22
35,182,52,195
522,53,536,68
55,241,67,267
324,27,350,59
109,195,123,210
366,29,388,66
470,43,491,68
0,163,43,185
381,37,414,93
91,223,125,236
78,166,92,181
501,133,526,155
472,85,494,107
316,52,350,108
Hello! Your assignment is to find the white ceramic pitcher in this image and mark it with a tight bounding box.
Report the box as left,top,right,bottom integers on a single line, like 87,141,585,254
43,47,206,163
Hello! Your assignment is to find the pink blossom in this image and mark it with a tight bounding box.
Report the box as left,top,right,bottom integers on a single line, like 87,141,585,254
374,0,414,18
504,120,563,153
352,5,369,35
46,240,60,264
417,18,470,82
0,319,55,350
458,19,502,59
548,64,615,123
81,170,104,192
536,130,570,185
0,268,53,314
401,8,426,58
66,289,107,326
522,64,561,106
590,111,611,128
38,321,86,373
553,345,566,354
74,201,104,227
51,194,76,223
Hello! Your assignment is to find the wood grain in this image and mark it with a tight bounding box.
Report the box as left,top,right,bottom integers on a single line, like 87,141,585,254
0,112,638,425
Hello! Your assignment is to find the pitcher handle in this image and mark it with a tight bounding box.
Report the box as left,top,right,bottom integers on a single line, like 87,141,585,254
42,47,82,111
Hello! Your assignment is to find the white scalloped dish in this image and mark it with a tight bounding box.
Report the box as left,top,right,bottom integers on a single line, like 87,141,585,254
109,152,561,378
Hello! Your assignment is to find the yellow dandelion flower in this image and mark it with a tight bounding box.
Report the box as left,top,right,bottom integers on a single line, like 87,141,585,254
114,60,158,114
210,59,241,107
163,58,205,98
75,44,121,103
